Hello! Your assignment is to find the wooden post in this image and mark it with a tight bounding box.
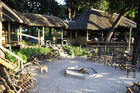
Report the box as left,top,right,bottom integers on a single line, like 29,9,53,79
42,27,45,45
128,28,132,54
61,28,64,46
17,26,20,43
38,28,40,46
102,30,104,41
5,31,7,43
0,0,2,45
18,59,20,68
54,28,57,38
86,30,88,41
19,25,22,48
8,23,11,44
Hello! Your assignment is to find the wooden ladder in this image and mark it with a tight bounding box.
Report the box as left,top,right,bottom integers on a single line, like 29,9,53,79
17,73,34,90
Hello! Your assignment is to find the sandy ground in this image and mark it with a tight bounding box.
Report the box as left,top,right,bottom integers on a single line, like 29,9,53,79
28,57,140,93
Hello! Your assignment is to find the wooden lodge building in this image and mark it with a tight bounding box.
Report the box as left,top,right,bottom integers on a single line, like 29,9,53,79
1,2,137,49
67,9,136,48
1,2,67,49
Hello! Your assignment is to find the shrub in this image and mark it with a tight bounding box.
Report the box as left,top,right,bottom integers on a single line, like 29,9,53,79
64,45,88,56
5,47,52,64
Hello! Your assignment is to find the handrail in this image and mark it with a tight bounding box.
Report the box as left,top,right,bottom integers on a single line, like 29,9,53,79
21,33,38,40
0,45,25,63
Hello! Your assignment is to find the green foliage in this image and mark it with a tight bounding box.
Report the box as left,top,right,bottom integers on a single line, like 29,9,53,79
64,45,88,56
5,47,52,64
22,40,38,46
5,52,17,64
3,0,65,18
106,0,138,20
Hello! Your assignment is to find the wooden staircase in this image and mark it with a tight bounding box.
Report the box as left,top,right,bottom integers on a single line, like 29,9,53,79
126,82,140,93
0,56,19,72
0,45,35,92
0,45,24,71
16,73,34,91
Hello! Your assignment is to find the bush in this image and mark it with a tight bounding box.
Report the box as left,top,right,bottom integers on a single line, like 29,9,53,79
5,47,52,64
64,45,88,56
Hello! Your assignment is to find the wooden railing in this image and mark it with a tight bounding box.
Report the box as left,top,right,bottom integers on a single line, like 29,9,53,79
0,45,25,70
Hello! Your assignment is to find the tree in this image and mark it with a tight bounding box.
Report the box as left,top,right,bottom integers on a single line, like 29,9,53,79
105,0,138,41
65,0,109,19
2,0,65,17
133,1,140,66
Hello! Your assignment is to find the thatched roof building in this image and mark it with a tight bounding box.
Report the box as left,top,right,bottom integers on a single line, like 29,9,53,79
68,9,136,30
2,2,67,28
15,12,68,28
2,2,26,24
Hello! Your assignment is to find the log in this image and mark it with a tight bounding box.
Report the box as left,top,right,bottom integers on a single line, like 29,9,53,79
0,77,10,90
1,67,17,92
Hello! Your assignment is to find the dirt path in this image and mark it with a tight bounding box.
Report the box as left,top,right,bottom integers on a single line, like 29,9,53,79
28,57,140,93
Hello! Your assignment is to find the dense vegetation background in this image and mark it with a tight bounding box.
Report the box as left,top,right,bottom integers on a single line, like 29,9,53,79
2,0,138,21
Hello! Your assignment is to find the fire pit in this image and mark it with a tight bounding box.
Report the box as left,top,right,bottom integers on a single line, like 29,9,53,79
66,66,97,79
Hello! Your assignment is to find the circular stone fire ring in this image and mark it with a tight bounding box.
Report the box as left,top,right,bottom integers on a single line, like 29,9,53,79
66,66,97,79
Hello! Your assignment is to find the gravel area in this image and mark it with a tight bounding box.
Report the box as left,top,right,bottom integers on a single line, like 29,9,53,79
28,57,140,93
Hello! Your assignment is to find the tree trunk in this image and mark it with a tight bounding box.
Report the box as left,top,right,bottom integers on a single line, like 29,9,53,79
132,3,140,66
67,0,72,20
105,8,128,41
68,7,71,20
0,0,2,45
72,1,78,19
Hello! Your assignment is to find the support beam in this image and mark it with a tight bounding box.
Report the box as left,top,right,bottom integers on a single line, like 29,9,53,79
17,26,20,43
38,28,40,46
19,25,22,48
8,23,11,44
21,33,38,40
54,28,57,38
42,27,45,45
102,30,104,41
0,0,2,45
86,30,88,41
5,31,7,43
128,28,132,54
61,28,64,46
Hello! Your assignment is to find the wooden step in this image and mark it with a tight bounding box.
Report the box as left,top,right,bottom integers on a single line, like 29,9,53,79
126,87,134,93
133,82,140,88
17,73,34,90
0,56,19,72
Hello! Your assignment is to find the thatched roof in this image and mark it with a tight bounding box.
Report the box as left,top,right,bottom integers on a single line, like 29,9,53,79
2,2,25,23
68,9,136,30
15,12,68,27
2,2,67,28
